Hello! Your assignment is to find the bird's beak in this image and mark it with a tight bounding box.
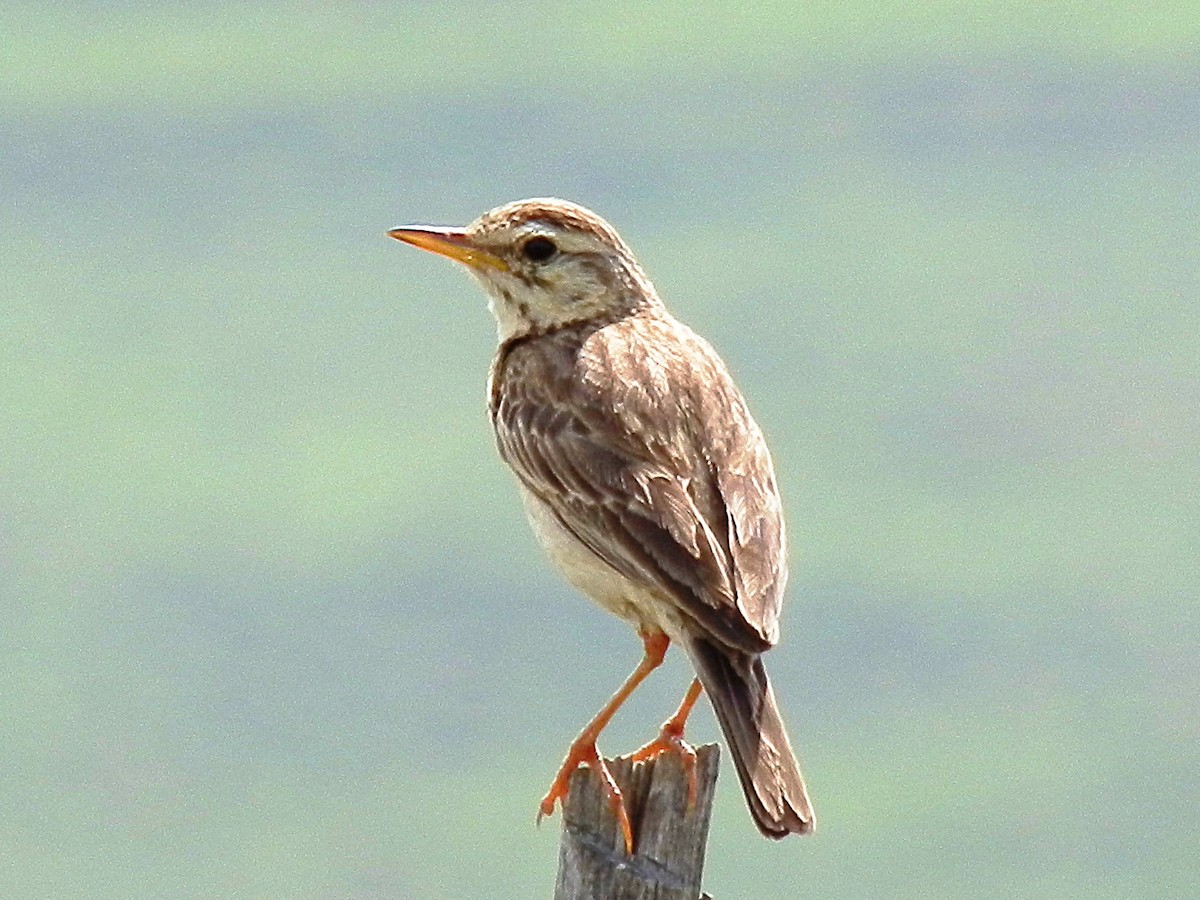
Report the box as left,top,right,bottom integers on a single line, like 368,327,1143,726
387,225,509,273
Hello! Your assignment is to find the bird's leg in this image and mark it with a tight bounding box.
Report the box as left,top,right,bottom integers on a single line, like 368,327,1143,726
629,677,704,809
537,629,670,853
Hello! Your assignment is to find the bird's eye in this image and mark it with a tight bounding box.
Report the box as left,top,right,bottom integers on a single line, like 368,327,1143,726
522,236,557,263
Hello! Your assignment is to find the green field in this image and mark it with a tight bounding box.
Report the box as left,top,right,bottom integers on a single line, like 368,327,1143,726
2,3,1197,897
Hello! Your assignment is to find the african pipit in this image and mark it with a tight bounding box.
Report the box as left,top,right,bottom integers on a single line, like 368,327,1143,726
388,199,814,850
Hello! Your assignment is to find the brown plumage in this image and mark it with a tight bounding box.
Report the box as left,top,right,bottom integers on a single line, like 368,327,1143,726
389,198,814,845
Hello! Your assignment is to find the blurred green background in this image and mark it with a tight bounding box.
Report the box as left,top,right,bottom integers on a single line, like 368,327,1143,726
2,2,1197,897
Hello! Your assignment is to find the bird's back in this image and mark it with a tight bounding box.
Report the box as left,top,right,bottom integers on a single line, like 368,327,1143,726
490,309,788,653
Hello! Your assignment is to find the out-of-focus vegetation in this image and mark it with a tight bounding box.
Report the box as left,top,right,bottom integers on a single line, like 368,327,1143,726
2,2,1196,897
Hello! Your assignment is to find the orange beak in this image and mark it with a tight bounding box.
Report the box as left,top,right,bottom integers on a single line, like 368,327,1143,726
387,225,509,272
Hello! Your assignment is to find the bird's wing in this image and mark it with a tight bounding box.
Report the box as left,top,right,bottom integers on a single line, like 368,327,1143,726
492,316,786,652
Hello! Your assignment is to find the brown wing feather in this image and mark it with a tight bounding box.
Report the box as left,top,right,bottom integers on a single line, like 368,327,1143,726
491,311,787,652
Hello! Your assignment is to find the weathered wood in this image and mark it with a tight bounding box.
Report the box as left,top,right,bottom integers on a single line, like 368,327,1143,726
553,744,719,900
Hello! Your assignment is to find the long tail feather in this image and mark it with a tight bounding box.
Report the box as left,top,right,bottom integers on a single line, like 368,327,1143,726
684,636,814,837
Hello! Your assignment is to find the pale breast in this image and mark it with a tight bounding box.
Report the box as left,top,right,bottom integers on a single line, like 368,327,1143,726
517,484,686,639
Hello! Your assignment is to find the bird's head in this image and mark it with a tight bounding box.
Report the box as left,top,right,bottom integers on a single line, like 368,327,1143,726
389,198,660,340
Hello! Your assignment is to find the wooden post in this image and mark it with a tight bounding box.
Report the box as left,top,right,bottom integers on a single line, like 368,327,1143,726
553,744,720,900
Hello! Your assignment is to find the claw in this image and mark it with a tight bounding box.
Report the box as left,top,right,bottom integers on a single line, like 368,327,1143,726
538,739,635,853
628,677,704,810
630,728,700,810
533,631,672,855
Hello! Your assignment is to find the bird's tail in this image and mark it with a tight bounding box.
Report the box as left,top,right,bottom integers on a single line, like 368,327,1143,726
683,636,814,837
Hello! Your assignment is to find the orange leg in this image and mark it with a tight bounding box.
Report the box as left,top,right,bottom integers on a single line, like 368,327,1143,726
537,629,670,853
630,677,704,809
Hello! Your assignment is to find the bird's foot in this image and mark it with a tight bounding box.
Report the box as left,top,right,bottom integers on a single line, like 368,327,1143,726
629,721,699,810
537,739,635,853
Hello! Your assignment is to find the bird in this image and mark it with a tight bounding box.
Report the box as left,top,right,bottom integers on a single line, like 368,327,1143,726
388,198,814,852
